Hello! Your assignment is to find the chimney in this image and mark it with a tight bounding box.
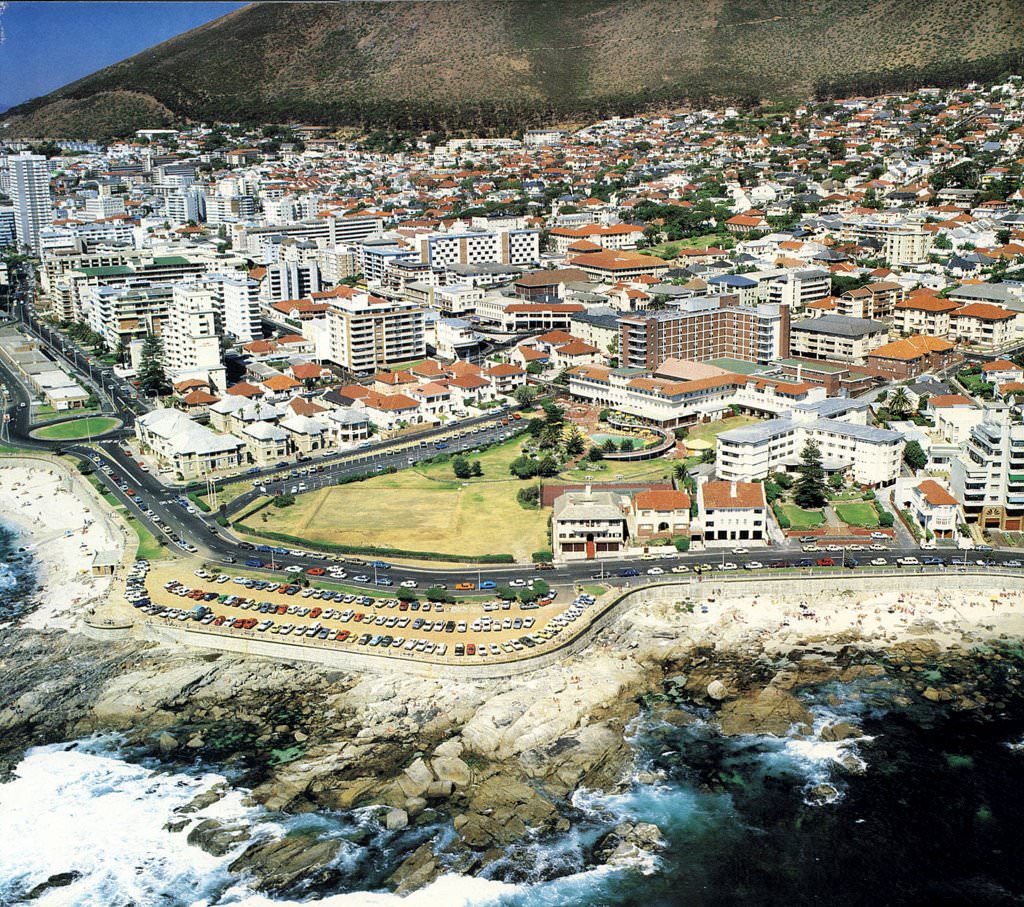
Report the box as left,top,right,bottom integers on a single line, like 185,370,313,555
730,480,737,498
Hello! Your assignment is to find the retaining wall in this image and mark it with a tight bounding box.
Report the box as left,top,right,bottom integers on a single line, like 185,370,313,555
133,568,1024,680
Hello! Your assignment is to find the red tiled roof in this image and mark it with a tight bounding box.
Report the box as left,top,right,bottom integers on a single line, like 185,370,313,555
634,490,691,512
917,480,958,507
700,480,766,510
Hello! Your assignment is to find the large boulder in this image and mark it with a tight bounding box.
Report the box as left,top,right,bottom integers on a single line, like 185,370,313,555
431,755,471,788
385,808,409,831
717,686,813,737
186,819,251,857
228,833,343,894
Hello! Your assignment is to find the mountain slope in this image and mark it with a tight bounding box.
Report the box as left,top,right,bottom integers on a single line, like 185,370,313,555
6,0,1024,139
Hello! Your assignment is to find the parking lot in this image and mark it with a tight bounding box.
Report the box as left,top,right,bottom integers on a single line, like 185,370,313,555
129,559,600,665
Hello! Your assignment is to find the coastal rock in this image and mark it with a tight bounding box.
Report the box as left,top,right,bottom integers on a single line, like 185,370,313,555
404,796,427,817
158,732,178,753
595,821,665,868
186,819,251,857
24,872,82,900
716,687,813,737
431,755,471,788
398,757,435,798
228,833,343,893
388,842,439,895
706,679,730,700
385,808,409,831
820,721,861,742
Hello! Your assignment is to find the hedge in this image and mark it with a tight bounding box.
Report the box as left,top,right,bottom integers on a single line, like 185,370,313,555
187,491,211,513
773,501,792,529
531,549,554,563
232,522,516,564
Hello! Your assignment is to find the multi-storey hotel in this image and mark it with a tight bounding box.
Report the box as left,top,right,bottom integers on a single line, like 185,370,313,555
715,399,904,487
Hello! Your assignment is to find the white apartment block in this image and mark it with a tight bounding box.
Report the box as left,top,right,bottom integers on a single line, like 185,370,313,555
8,153,50,253
83,194,125,220
950,406,1024,528
415,228,540,268
263,261,321,304
764,268,831,311
164,283,226,390
715,399,904,487
199,272,261,342
326,289,425,374
840,215,932,265
81,283,173,350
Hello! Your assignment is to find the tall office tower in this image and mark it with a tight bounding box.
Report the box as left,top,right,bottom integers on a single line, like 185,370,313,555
8,153,51,253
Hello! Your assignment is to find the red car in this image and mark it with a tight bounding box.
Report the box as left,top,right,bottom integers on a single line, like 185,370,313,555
816,557,835,567
467,643,476,655
309,607,322,618
306,567,326,576
336,630,350,643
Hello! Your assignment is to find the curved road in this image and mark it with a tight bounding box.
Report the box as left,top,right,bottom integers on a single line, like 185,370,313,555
0,299,1015,592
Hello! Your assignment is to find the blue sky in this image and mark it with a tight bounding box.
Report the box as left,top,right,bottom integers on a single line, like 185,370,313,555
0,1,246,112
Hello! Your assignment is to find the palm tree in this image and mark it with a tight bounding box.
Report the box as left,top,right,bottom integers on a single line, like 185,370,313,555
888,387,911,418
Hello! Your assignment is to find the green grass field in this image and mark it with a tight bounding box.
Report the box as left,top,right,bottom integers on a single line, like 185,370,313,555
835,501,880,528
559,457,675,484
34,416,119,440
250,437,548,561
685,415,760,447
778,503,825,530
124,513,168,561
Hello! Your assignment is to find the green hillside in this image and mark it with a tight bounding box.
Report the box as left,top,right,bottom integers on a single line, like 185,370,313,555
5,0,1024,140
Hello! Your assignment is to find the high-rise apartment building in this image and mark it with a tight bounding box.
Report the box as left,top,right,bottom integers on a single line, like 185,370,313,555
326,288,425,374
8,153,50,253
164,283,226,389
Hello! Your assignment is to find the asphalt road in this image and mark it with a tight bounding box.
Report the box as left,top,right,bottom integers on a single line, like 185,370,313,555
0,282,1018,592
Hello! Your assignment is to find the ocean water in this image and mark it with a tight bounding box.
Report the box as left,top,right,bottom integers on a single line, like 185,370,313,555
0,523,37,621
4,672,1024,907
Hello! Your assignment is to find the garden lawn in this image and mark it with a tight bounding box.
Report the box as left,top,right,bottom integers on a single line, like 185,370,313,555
778,503,825,530
34,416,118,440
835,501,880,528
685,414,760,447
560,457,675,484
248,437,548,561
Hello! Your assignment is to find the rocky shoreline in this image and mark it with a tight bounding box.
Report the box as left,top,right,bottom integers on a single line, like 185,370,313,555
5,581,1024,897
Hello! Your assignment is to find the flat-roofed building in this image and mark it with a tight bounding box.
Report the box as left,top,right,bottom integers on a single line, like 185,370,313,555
789,314,889,364
715,399,904,487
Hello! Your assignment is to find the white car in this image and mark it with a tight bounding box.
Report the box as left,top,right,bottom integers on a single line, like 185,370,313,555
732,547,749,555
671,564,690,574
870,558,887,566
284,565,303,573
509,579,527,587
400,580,418,588
870,532,889,540
744,561,764,570
896,556,920,566
646,567,664,575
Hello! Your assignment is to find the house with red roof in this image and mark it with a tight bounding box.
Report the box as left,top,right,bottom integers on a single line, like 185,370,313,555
981,359,1024,387
630,489,692,541
898,479,960,540
696,480,768,543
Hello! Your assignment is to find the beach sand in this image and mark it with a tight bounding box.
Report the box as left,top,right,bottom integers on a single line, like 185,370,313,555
0,462,125,630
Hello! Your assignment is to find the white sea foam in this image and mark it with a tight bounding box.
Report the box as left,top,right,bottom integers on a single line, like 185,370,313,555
0,742,258,907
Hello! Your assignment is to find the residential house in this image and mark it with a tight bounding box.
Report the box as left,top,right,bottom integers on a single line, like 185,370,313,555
552,486,630,561
630,490,692,541
696,480,768,543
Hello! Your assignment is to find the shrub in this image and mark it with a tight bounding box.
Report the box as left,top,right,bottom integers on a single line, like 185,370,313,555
452,455,471,479
532,549,553,562
272,493,295,508
188,491,211,513
773,471,793,489
773,501,792,529
517,486,541,509
878,511,895,528
587,446,604,462
674,536,690,552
